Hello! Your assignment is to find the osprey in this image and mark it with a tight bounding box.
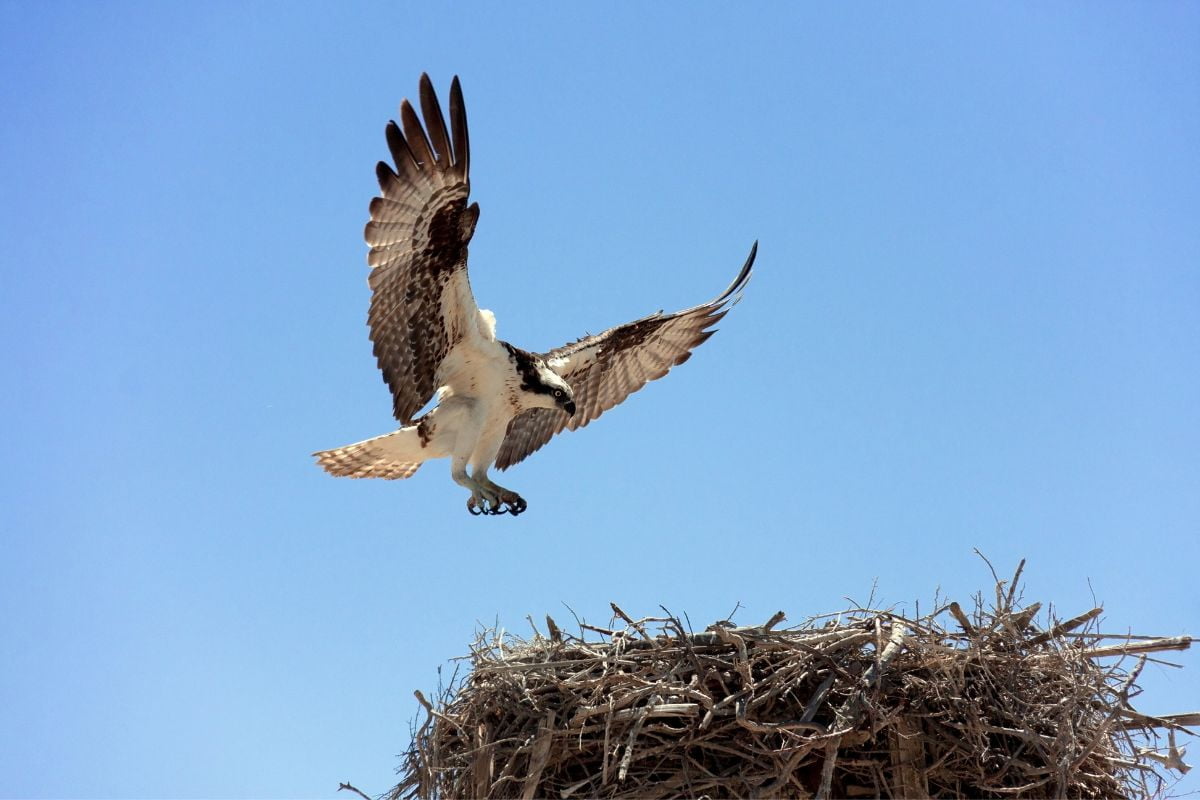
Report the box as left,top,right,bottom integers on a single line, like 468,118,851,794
314,75,756,516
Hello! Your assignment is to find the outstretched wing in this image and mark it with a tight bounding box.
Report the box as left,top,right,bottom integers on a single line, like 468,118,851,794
365,74,484,424
495,243,757,470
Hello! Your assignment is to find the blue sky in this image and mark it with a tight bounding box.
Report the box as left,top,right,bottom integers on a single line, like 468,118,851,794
1,2,1197,797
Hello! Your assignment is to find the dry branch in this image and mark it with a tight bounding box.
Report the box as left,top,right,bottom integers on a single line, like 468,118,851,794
390,580,1195,800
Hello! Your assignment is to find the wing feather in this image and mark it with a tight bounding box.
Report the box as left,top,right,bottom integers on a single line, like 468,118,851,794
449,77,469,178
399,99,436,169
365,74,482,424
496,242,757,469
418,73,454,168
384,122,427,185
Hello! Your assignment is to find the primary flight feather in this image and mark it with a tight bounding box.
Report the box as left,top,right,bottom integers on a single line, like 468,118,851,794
314,74,756,516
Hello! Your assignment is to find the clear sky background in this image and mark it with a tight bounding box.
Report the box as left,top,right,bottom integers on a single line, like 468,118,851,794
1,2,1197,798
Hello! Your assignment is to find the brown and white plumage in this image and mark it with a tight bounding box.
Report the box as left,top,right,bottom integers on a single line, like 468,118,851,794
365,74,481,424
496,244,755,470
314,74,756,516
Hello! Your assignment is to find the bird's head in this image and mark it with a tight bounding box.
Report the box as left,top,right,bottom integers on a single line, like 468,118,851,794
505,342,578,416
530,360,576,416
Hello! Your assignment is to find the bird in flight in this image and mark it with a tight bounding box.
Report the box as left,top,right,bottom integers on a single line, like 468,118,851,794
314,74,756,516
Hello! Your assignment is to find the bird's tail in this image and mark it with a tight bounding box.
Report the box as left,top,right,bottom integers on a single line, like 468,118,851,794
313,427,430,480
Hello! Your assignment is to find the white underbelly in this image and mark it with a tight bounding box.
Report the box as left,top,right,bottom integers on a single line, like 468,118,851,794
432,339,519,467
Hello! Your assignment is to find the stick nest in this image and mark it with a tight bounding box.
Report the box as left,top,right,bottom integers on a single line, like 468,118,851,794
390,568,1194,799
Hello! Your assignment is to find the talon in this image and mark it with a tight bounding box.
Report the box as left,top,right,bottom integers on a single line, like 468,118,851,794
469,486,525,517
502,494,527,516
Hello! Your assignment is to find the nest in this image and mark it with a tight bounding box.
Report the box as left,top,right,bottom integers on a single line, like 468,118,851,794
388,564,1194,799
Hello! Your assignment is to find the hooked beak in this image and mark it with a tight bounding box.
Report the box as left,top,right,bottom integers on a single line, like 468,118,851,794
563,400,577,416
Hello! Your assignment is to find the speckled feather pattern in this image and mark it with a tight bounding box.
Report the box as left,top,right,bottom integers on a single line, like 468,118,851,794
315,75,756,508
314,434,423,479
495,244,756,470
365,75,478,424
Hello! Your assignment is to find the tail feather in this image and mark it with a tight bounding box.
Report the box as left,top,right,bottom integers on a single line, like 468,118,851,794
313,428,428,480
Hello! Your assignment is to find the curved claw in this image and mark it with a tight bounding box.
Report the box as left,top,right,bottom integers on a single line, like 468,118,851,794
501,494,527,516
467,489,525,517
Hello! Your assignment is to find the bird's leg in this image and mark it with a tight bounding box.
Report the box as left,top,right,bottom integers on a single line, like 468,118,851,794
452,458,501,516
466,482,503,516
472,467,527,517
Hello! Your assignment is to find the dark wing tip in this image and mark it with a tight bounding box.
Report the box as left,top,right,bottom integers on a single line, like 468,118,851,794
384,120,427,181
374,159,396,190
418,74,453,167
399,97,434,168
708,240,757,309
448,75,469,178
732,240,757,291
